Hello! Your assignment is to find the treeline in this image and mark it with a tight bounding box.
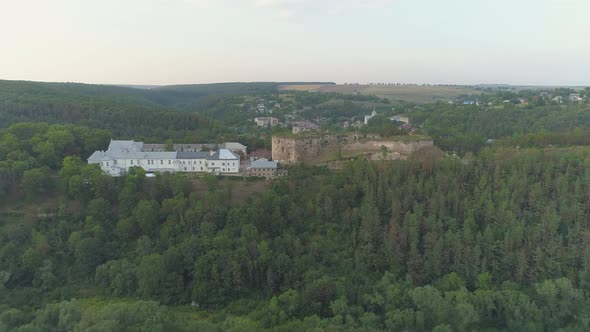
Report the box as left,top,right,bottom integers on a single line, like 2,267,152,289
0,123,111,201
410,102,590,153
156,82,279,95
0,80,228,142
2,119,590,329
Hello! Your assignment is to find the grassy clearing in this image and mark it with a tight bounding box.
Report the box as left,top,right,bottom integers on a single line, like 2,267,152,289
279,84,326,91
280,84,481,104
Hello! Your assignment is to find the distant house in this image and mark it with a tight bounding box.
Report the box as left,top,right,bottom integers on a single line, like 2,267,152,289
552,96,564,103
246,158,278,178
364,110,378,124
390,115,410,124
292,121,319,134
255,117,279,127
463,100,476,105
569,93,582,102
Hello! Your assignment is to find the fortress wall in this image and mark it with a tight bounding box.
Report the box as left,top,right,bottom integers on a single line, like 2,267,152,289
341,140,434,154
272,134,433,164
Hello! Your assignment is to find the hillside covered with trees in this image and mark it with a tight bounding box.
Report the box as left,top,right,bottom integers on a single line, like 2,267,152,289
1,120,590,330
1,82,590,330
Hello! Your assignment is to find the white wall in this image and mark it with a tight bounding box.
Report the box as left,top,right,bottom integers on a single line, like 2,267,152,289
93,157,240,175
177,158,208,172
207,159,240,174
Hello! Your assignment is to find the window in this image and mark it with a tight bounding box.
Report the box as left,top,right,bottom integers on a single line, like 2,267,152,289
106,162,109,166
131,160,133,165
114,160,117,165
161,160,163,165
169,160,171,164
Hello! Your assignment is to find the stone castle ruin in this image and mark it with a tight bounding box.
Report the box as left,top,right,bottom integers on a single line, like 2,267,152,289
272,133,434,164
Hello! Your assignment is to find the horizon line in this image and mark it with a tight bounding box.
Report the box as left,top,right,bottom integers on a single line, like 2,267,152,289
1,78,588,89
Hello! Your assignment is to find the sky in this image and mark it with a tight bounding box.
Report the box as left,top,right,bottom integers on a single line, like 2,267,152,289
1,0,589,86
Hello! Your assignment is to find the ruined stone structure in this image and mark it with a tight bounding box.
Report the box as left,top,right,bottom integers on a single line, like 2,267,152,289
272,133,434,164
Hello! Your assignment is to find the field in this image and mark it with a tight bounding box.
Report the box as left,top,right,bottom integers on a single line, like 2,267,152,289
280,84,481,103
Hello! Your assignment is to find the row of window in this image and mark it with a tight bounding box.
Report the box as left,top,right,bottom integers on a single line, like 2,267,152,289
183,167,205,171
129,159,173,165
99,160,238,169
209,162,236,166
181,166,234,172
174,160,238,166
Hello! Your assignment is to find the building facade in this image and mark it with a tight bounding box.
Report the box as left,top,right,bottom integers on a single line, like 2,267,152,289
255,117,279,127
245,158,277,178
142,142,246,155
88,140,240,176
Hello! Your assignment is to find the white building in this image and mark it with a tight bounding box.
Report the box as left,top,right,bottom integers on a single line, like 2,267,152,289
255,117,279,127
552,96,564,103
206,149,240,174
364,110,378,125
142,142,247,155
88,140,240,176
177,151,211,172
390,115,410,124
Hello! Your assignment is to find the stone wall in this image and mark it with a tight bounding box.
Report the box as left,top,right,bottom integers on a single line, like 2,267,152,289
272,133,433,164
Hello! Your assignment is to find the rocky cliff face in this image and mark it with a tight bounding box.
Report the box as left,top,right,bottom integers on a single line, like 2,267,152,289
272,134,433,164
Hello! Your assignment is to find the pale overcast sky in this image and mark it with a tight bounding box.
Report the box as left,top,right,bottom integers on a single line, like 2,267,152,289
1,0,589,85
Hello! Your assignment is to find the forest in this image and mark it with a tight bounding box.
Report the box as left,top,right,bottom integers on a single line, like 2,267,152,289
411,101,590,154
1,121,590,330
1,83,590,330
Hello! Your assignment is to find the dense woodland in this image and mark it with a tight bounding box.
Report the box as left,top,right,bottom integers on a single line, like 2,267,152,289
412,101,590,154
1,82,590,330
